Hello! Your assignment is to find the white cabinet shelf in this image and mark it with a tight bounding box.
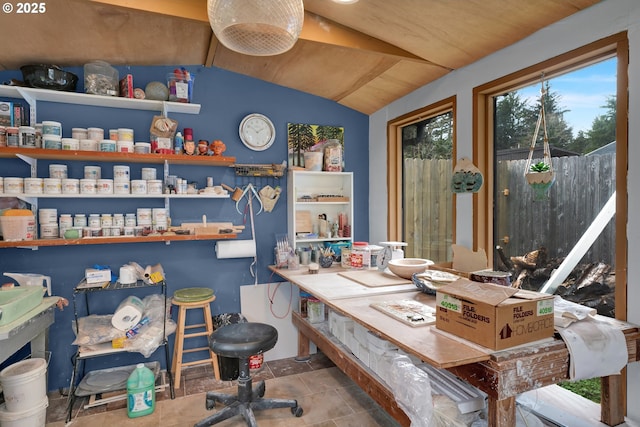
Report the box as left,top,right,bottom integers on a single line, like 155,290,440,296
287,170,353,252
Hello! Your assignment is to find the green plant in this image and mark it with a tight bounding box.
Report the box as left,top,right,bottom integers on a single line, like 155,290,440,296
558,378,601,403
530,161,551,172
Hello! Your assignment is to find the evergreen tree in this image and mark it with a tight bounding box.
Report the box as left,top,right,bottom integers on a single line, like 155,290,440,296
495,92,530,150
584,96,616,153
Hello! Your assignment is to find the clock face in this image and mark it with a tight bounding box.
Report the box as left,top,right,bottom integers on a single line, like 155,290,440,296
239,113,276,151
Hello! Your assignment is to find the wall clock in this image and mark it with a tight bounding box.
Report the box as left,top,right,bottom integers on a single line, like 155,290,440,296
239,113,276,151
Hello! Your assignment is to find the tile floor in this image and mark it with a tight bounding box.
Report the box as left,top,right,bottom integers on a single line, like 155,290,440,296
45,353,402,427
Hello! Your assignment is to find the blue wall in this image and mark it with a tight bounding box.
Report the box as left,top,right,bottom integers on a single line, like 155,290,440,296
0,65,369,391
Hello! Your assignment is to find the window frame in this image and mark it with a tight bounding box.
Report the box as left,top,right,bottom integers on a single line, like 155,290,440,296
472,32,629,321
386,96,457,243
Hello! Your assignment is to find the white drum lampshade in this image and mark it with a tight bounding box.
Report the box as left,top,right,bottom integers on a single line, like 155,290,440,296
207,0,305,56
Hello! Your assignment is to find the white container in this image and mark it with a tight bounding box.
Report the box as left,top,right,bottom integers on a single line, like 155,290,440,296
0,358,47,413
109,129,118,141
113,213,125,228
79,138,98,151
80,178,97,194
42,120,62,136
59,214,73,237
42,134,62,150
99,139,116,152
113,165,130,181
116,140,134,153
24,177,43,194
62,178,80,194
136,208,152,224
71,127,88,140
141,168,157,181
114,180,130,194
0,398,48,427
97,178,114,194
61,138,80,150
134,142,151,154
304,151,323,171
49,164,67,179
118,128,134,141
40,223,59,238
0,216,36,241
147,179,163,194
101,213,113,227
0,177,3,193
131,179,147,194
123,226,135,236
88,214,101,228
38,208,57,224
18,126,36,148
125,213,136,227
84,165,101,180
74,214,87,227
4,177,23,194
87,127,104,141
43,178,62,194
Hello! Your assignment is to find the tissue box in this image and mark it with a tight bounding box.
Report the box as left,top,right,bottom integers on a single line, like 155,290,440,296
85,268,111,284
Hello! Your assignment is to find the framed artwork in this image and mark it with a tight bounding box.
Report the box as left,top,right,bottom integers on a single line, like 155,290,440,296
287,123,344,168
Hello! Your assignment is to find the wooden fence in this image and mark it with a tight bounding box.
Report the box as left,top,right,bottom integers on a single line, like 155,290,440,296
403,153,616,266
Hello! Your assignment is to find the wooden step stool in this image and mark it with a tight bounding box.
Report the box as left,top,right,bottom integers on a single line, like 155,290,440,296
172,294,220,387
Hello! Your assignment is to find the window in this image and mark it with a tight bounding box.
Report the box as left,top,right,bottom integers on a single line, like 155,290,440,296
387,97,456,261
473,32,628,318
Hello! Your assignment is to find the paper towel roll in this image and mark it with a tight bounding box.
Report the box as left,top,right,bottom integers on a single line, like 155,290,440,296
216,240,257,259
111,296,144,331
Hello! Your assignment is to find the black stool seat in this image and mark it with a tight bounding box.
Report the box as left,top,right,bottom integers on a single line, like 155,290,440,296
194,322,303,427
210,322,278,358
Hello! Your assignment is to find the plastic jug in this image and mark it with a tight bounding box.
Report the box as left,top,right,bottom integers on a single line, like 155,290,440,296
126,363,155,418
3,273,51,296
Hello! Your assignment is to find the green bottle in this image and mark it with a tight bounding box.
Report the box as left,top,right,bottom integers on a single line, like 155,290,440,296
126,363,155,418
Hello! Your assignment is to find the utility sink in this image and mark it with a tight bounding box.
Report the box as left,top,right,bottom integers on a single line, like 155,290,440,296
0,287,44,326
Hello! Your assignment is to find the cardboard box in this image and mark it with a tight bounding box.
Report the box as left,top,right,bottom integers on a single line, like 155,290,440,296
85,268,111,284
435,279,554,350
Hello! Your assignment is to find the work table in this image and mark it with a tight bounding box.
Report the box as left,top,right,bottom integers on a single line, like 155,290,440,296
270,265,640,427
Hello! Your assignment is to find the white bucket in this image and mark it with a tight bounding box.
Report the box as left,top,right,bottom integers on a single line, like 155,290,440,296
0,398,48,427
0,358,47,413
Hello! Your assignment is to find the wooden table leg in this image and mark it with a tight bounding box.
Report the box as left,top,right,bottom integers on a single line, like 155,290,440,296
601,374,625,425
295,328,311,361
487,396,516,427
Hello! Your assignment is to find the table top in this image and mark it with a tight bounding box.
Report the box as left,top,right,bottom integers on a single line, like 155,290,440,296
269,265,417,300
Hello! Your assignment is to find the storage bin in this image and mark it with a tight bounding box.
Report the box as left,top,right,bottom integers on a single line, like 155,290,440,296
0,215,36,241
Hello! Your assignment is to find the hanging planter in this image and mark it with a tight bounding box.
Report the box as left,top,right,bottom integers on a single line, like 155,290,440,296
524,77,555,200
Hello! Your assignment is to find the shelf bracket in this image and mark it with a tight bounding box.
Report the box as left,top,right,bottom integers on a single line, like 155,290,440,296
16,153,37,177
16,87,37,124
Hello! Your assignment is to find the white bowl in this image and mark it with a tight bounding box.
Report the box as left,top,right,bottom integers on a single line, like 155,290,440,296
388,258,434,279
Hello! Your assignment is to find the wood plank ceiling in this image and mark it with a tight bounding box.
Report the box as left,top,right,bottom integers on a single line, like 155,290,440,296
0,0,601,114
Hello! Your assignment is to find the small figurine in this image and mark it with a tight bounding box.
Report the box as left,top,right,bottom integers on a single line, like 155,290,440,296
184,139,196,155
198,139,209,155
210,140,226,156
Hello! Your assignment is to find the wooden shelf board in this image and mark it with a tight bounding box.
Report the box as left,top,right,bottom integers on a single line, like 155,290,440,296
0,233,237,248
0,147,235,166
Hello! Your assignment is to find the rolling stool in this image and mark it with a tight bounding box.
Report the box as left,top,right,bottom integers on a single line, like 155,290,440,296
194,322,303,427
172,288,220,387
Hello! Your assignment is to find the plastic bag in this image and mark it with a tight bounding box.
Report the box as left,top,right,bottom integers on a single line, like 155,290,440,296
123,294,176,357
388,353,434,427
72,314,125,346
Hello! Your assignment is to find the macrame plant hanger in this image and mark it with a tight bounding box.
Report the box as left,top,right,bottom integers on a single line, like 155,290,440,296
524,74,556,200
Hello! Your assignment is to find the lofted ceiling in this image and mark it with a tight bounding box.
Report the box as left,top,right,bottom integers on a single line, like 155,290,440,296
0,0,601,114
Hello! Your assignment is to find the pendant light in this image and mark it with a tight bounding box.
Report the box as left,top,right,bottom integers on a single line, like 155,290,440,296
207,0,305,56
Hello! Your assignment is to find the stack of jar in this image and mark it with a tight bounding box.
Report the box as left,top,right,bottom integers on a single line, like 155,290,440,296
113,165,130,194
38,208,58,239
